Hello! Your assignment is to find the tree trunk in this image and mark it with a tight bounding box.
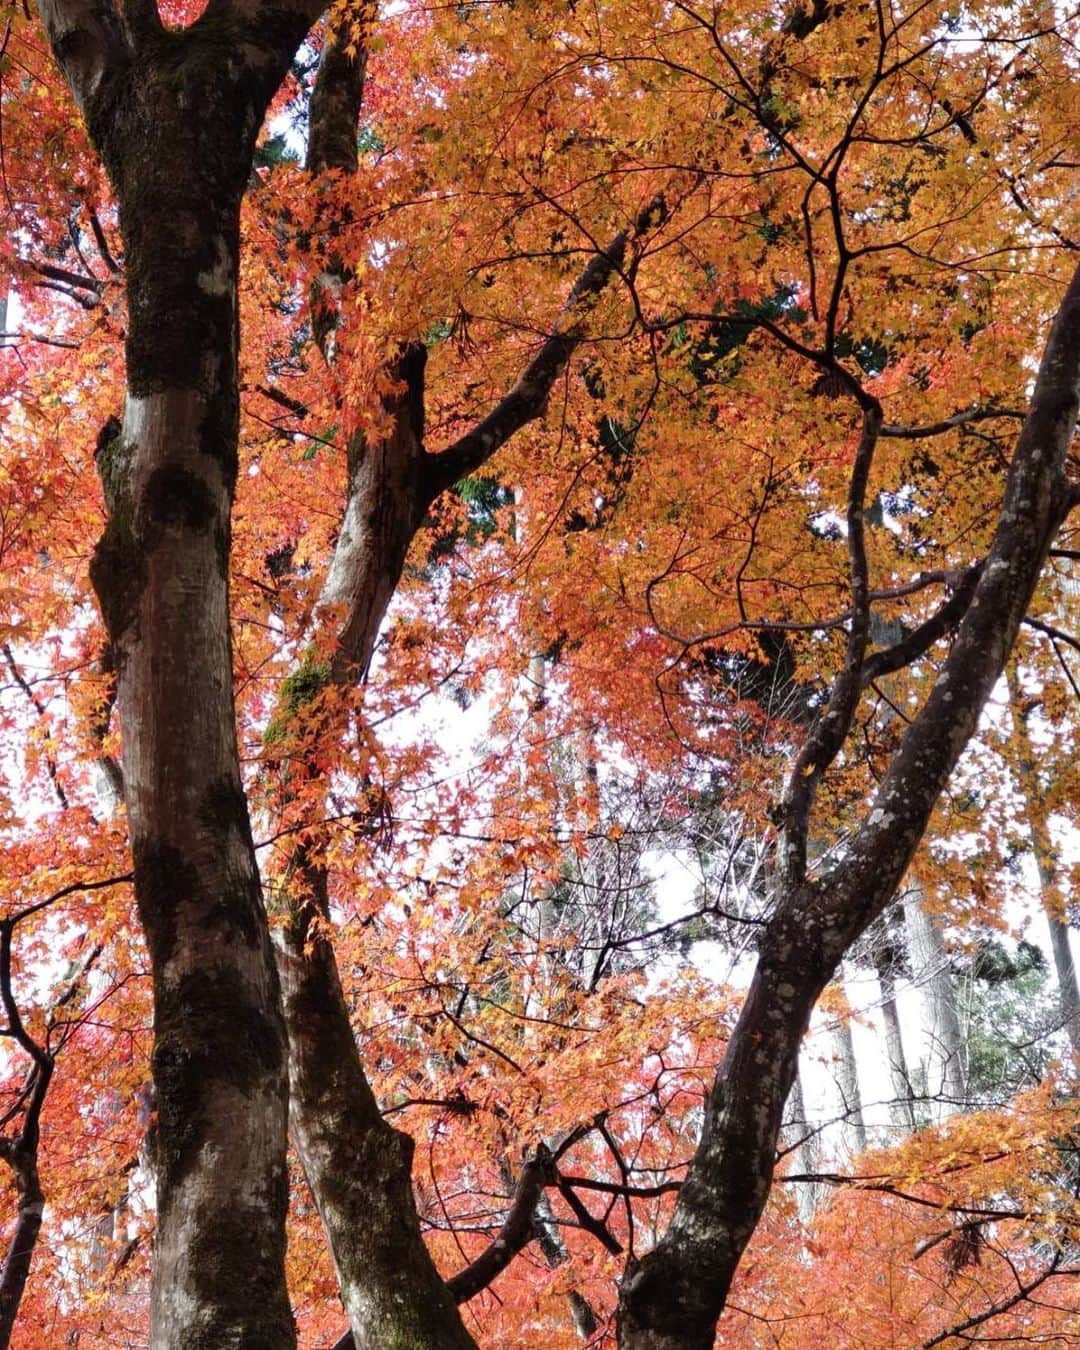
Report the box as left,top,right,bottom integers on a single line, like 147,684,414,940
278,27,650,1343
617,262,1080,1347
0,1142,45,1349
830,971,867,1157
35,8,325,1342
872,939,917,1132
904,887,969,1116
1007,667,1080,1054
783,1069,824,1225
278,863,474,1350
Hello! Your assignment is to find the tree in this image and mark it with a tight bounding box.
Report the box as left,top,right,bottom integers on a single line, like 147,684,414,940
4,0,1080,1346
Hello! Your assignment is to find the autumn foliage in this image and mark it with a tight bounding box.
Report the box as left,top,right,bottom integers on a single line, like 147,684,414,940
1,0,1080,1345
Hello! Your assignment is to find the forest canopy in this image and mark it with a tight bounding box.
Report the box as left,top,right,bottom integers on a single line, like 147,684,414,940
1,0,1080,1345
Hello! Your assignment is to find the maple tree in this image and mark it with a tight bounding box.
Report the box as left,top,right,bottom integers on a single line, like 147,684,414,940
1,0,1079,1346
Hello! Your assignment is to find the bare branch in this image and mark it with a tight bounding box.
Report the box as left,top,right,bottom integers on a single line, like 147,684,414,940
881,406,1026,439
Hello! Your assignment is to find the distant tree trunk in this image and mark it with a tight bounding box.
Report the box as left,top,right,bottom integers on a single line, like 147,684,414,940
872,936,917,1132
905,887,969,1116
533,1195,600,1341
1007,666,1080,1054
0,1134,46,1349
36,5,327,1342
496,1154,599,1341
783,1069,824,1224
830,971,868,1157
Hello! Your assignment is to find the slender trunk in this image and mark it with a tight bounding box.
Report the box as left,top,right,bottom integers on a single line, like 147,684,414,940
904,888,968,1116
617,263,1080,1348
1007,667,1080,1054
618,910,831,1348
533,1192,600,1340
872,940,916,1132
830,971,867,1157
0,1143,45,1348
783,1069,824,1225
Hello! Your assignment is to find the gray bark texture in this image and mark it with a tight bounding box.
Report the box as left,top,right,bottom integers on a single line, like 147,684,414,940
904,887,969,1116
1007,668,1080,1054
830,971,867,1157
35,2,326,1344
873,938,917,1132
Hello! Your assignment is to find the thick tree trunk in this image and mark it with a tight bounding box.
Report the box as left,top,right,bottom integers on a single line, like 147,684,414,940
95,165,295,1347
33,8,324,1342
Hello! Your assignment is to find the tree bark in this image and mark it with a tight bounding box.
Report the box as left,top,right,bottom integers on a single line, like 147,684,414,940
275,27,667,1346
872,936,917,1132
904,886,969,1116
35,4,326,1343
1007,666,1080,1054
783,1069,824,1225
617,262,1080,1348
830,970,867,1157
0,1140,45,1350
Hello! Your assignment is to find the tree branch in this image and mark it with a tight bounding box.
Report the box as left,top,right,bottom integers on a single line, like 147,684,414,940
779,403,882,885
880,405,1026,439
860,563,983,684
425,193,668,496
444,1147,554,1303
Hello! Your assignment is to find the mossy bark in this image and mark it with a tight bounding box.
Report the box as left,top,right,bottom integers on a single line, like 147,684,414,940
272,34,474,1347
279,866,474,1350
53,12,321,1346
